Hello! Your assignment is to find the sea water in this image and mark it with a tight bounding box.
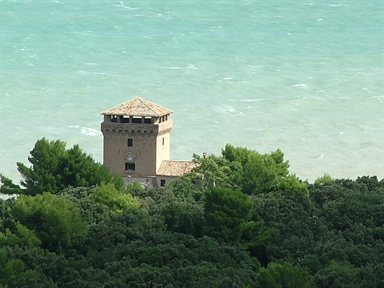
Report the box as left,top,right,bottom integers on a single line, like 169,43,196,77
0,0,383,183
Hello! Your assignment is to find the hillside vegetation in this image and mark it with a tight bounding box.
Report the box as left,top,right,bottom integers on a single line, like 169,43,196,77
0,139,383,287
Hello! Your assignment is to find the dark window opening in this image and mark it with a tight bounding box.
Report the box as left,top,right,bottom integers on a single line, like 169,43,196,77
111,115,118,122
162,137,164,146
160,179,166,186
132,117,142,123
144,117,152,124
127,138,133,147
125,163,135,171
121,116,130,123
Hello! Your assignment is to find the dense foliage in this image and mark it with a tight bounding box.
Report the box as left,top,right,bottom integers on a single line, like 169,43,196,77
13,138,123,195
1,141,383,287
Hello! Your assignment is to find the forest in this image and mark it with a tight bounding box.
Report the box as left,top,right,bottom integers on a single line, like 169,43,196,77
0,138,383,287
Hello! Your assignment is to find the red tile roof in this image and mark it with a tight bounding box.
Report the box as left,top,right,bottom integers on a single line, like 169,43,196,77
101,97,173,117
157,160,198,177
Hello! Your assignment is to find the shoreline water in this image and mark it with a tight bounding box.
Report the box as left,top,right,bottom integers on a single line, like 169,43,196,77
1,0,382,183
1,128,383,185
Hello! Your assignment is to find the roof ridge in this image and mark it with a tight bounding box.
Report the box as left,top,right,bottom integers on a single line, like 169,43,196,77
137,97,159,116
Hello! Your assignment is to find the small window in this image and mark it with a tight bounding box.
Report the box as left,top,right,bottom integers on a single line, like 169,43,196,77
121,116,130,123
160,179,166,187
144,117,152,124
162,137,164,146
127,138,133,147
125,163,135,171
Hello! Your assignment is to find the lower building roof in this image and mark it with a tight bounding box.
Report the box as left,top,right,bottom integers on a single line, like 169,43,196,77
157,160,198,177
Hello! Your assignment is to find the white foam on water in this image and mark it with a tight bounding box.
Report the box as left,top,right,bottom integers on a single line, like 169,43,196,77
80,128,102,137
212,105,236,114
293,83,307,88
229,98,266,102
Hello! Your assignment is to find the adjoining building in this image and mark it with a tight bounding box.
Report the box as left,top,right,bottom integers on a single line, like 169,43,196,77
101,97,197,188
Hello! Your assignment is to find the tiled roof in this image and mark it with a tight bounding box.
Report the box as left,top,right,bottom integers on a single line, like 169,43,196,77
101,97,173,117
157,160,198,177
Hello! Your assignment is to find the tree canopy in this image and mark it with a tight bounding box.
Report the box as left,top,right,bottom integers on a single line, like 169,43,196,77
191,144,305,195
16,138,123,195
10,192,87,251
204,187,254,242
1,141,383,287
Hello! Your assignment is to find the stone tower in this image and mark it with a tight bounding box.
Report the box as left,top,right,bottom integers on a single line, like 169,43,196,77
101,97,173,178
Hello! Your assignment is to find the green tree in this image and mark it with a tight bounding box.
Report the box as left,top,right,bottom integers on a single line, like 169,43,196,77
180,144,298,195
0,248,25,285
17,138,123,195
0,248,46,287
256,262,315,288
0,174,23,195
10,193,87,251
314,173,334,185
222,144,291,194
192,153,233,189
204,187,254,242
241,220,274,251
58,186,111,224
17,138,66,195
278,174,309,194
0,222,42,248
89,183,139,214
241,152,277,194
168,171,204,202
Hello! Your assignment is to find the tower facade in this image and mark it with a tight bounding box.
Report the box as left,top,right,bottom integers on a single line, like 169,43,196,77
101,97,173,178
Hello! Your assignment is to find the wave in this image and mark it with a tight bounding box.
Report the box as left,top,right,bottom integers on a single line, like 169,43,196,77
212,105,236,114
293,83,307,88
81,128,102,136
229,98,266,102
160,64,197,70
69,126,101,136
112,2,140,10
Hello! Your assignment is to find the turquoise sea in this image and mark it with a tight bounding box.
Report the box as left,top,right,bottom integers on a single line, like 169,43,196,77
0,0,383,183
